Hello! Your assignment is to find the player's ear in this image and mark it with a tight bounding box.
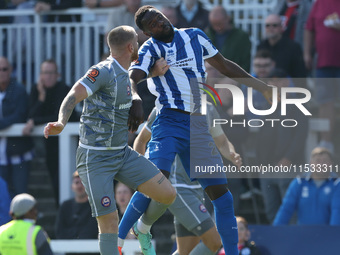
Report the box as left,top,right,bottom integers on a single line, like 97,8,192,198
127,42,133,53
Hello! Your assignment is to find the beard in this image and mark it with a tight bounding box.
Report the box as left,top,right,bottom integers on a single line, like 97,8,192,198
153,25,175,42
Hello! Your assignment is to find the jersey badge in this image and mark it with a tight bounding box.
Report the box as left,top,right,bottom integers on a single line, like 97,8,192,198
199,204,207,213
101,196,111,207
86,68,99,83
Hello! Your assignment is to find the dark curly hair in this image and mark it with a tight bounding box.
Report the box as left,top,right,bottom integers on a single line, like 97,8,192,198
135,5,155,31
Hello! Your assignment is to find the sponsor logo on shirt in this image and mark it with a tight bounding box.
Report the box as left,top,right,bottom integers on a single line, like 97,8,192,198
119,102,132,110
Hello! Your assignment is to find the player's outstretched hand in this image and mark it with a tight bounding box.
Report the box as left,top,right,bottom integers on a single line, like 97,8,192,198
150,57,170,77
128,98,144,133
262,84,280,104
44,122,64,139
229,152,242,170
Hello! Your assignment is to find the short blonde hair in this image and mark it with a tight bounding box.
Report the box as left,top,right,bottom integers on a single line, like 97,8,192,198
107,25,136,50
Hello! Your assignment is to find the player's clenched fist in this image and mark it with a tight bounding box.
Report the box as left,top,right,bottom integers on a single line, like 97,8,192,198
44,122,64,138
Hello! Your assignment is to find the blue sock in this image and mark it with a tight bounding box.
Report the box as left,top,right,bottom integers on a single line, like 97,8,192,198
118,191,151,239
211,191,238,255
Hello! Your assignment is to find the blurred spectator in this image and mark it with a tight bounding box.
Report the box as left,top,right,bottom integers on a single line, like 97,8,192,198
304,0,340,153
0,193,53,254
84,0,123,57
206,5,251,72
115,182,133,219
273,147,340,225
218,216,261,255
252,50,276,79
257,69,308,223
23,59,78,205
257,14,306,78
0,176,11,226
35,0,82,23
272,0,313,46
0,56,33,197
243,50,283,120
175,0,209,31
105,0,147,46
55,171,98,241
114,182,135,240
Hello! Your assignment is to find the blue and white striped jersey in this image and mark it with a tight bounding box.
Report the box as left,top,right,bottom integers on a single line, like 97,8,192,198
130,27,218,113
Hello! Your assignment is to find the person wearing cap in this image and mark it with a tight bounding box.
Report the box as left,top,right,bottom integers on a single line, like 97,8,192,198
0,193,53,255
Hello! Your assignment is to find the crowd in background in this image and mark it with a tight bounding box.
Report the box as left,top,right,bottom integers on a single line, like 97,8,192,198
0,0,340,254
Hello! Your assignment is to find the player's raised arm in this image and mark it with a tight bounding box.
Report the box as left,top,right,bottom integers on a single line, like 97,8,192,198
128,58,170,132
44,83,87,138
128,69,147,132
213,134,242,169
206,52,274,103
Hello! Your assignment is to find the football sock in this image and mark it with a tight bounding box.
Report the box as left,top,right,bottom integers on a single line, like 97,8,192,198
99,233,118,255
117,237,124,247
211,191,238,255
140,199,170,230
137,218,151,234
189,242,215,255
118,191,151,240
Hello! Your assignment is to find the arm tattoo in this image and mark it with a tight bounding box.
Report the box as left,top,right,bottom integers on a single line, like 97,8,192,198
157,175,166,185
59,95,76,125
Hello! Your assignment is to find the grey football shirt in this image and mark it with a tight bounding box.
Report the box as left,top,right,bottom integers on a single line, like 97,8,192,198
78,56,132,149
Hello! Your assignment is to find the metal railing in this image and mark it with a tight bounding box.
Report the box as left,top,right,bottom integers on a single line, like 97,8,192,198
0,8,112,93
0,1,277,93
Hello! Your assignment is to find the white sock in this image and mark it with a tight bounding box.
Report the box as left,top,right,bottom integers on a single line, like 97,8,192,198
118,237,124,247
137,219,151,234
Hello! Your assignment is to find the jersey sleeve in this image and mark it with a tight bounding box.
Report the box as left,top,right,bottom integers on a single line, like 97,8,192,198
196,29,218,60
78,65,109,97
130,40,157,76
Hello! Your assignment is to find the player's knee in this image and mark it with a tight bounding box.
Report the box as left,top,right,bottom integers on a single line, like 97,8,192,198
208,239,222,252
163,184,176,205
96,211,119,233
202,228,222,252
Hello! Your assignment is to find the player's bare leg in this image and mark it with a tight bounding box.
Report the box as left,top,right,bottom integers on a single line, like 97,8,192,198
96,211,120,255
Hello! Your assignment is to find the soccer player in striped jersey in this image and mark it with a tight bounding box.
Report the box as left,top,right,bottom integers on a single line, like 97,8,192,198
125,5,273,255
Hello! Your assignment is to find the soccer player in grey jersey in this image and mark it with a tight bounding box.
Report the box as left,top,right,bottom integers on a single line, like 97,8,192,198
44,25,176,255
